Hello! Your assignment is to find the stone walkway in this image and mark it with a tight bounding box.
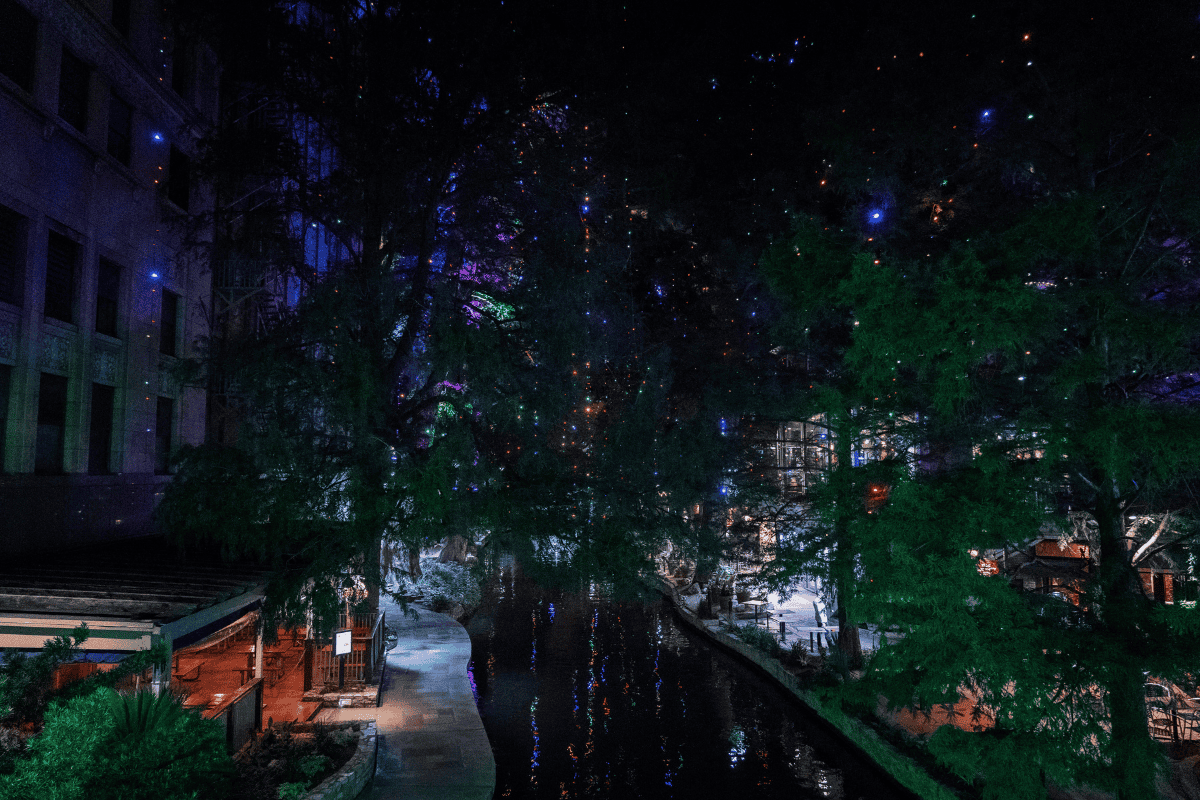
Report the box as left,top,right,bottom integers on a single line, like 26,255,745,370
322,595,494,800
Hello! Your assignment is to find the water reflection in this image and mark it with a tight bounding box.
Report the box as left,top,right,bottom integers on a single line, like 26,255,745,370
468,570,906,800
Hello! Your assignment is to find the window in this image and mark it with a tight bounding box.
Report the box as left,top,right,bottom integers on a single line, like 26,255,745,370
107,94,132,165
45,231,77,322
165,146,190,210
96,258,120,337
160,289,178,355
58,48,90,133
35,373,68,474
0,204,26,307
110,0,131,38
0,0,36,93
154,396,173,474
88,383,114,474
0,365,9,472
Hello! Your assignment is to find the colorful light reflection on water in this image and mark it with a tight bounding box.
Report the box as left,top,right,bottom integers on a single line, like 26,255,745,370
467,570,910,800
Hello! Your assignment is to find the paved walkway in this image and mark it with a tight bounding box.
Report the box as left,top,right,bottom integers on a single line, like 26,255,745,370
323,596,495,800
694,583,885,652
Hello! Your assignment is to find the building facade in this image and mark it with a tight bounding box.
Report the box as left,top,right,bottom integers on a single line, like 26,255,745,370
0,0,216,553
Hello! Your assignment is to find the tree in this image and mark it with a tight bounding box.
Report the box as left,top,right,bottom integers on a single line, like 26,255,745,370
0,626,87,727
756,3,1200,796
752,220,924,671
159,0,742,625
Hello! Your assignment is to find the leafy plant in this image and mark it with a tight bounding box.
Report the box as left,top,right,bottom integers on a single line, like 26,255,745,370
733,624,783,658
107,687,188,741
0,688,233,800
295,753,331,781
0,625,88,725
276,782,308,800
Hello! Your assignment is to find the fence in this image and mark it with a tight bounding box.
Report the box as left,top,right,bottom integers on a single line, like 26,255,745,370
312,611,386,690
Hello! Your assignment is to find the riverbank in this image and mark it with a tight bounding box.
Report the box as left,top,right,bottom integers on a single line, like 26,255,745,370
659,583,960,800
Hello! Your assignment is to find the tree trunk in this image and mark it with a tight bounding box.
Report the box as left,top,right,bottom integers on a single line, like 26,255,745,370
438,534,469,565
836,596,863,670
1092,475,1157,799
408,546,423,579
832,410,864,671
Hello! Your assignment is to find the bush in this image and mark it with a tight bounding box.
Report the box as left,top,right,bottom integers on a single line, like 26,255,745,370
0,626,88,726
0,727,28,776
0,688,233,800
233,721,359,800
733,624,783,658
277,782,307,800
397,558,481,609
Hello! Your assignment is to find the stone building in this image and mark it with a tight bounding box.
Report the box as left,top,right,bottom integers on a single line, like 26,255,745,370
0,0,216,553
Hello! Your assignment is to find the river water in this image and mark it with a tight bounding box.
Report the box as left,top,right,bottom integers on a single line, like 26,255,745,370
465,570,911,799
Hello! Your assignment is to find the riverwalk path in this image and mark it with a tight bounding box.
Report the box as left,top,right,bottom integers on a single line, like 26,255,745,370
322,595,494,800
699,584,886,653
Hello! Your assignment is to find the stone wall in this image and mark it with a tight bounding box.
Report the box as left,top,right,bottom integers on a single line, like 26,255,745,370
303,685,379,708
304,721,377,800
661,587,948,800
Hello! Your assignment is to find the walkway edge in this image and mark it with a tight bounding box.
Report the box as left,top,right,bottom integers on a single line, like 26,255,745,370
306,720,378,800
659,586,958,800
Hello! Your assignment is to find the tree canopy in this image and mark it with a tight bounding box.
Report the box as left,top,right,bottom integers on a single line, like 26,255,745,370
756,3,1200,797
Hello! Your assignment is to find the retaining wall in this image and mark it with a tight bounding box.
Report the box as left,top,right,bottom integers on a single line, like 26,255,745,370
304,720,378,800
662,588,947,800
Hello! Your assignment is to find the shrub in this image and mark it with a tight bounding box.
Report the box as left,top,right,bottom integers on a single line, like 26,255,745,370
294,753,331,781
733,624,783,658
397,558,481,609
277,782,308,800
0,626,88,725
0,688,233,800
0,727,28,776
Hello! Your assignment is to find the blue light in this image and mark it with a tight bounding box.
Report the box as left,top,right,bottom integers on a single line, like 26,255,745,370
150,272,159,278
151,132,164,142
867,209,884,225
581,204,589,213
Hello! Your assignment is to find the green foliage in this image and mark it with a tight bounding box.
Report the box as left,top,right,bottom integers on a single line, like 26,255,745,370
107,687,188,742
276,782,307,800
732,624,783,658
0,727,28,776
295,753,331,781
0,625,88,725
759,13,1200,797
0,688,233,800
397,558,482,609
53,641,170,707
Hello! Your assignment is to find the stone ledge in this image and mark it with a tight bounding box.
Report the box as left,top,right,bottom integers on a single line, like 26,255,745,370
303,686,380,708
304,720,377,800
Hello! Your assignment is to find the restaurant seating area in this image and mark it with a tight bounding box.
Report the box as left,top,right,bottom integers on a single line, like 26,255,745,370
171,623,315,723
